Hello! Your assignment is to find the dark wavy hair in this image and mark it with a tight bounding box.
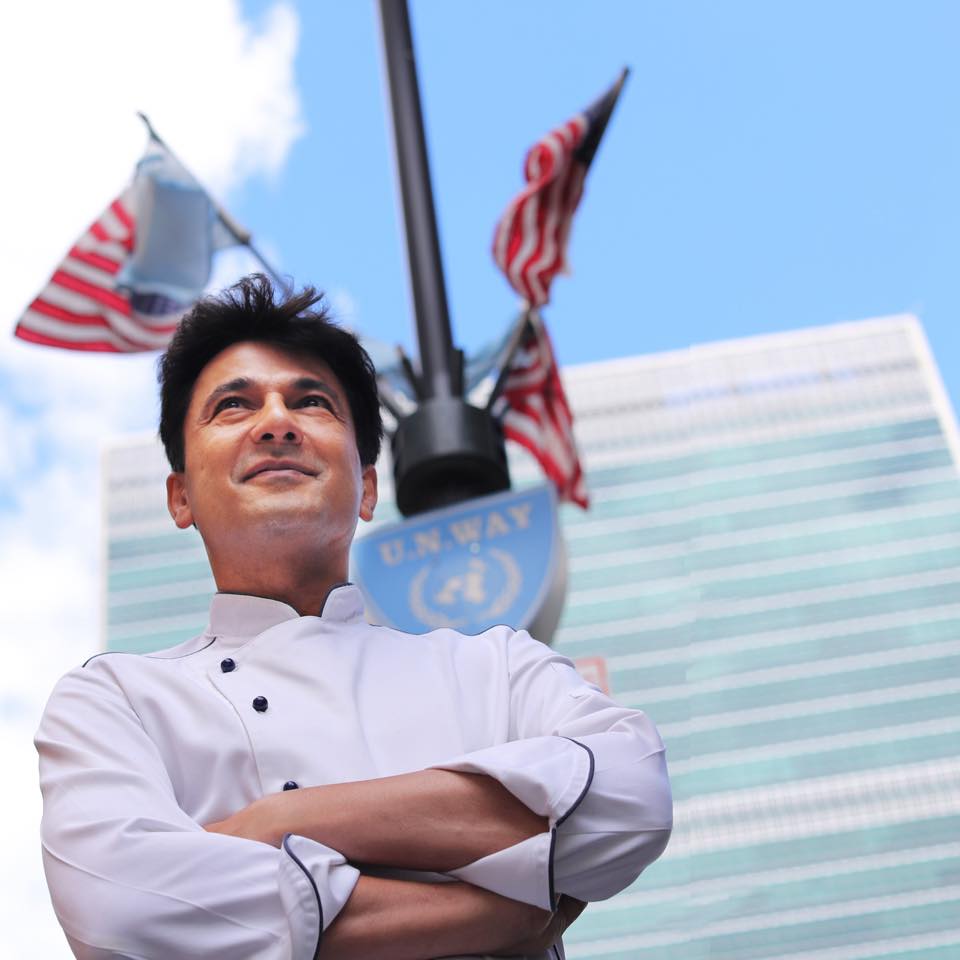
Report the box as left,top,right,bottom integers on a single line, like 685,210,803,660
158,275,382,472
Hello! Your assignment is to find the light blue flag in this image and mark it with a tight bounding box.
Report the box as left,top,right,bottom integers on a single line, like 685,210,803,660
357,317,521,414
116,140,237,306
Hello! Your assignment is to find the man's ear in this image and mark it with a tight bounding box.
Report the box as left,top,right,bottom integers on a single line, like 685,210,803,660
166,473,195,530
359,464,378,522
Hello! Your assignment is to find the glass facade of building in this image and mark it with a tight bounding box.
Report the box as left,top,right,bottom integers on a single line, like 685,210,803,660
103,315,960,958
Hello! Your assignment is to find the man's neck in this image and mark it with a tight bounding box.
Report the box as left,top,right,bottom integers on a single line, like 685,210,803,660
209,554,349,617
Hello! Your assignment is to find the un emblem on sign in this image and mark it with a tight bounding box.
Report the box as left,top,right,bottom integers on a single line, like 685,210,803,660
352,485,564,639
409,546,523,629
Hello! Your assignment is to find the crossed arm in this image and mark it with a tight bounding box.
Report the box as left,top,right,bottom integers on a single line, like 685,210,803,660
204,768,585,958
37,633,671,959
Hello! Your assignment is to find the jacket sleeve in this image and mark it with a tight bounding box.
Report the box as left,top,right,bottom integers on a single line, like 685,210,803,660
35,664,359,960
433,629,672,910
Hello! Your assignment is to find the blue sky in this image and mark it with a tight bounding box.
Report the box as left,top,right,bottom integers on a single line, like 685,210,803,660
235,0,960,391
3,2,960,954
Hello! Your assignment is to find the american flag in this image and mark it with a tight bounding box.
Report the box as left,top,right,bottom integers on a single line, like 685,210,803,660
492,73,626,508
14,187,184,352
492,69,627,308
501,313,588,509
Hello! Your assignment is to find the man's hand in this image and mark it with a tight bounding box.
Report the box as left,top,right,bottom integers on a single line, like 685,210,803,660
316,877,585,960
205,795,283,847
491,895,587,957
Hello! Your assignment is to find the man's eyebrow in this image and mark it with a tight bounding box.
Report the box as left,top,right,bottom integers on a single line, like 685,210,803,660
292,376,341,400
201,377,252,411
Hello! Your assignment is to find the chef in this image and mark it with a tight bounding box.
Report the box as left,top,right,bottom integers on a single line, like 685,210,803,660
36,275,672,959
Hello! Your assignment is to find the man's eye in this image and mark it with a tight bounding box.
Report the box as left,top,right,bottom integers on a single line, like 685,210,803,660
214,397,244,413
301,395,333,409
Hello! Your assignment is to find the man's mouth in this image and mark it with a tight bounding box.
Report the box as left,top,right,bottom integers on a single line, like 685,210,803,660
242,461,317,481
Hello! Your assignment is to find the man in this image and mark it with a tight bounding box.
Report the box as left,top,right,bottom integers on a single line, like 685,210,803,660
36,275,672,959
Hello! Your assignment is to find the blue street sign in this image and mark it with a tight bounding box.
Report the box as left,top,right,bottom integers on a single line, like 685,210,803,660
352,485,562,635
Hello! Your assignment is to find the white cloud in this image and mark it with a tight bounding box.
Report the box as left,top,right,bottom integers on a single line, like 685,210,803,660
0,2,303,954
329,286,361,325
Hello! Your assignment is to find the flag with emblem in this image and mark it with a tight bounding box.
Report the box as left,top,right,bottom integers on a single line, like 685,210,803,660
492,68,628,308
14,132,241,352
500,313,588,509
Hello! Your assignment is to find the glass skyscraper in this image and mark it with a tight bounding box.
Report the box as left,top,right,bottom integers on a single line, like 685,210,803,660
103,315,960,958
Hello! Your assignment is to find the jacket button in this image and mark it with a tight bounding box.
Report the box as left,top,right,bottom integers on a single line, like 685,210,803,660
252,696,268,712
220,658,236,673
283,780,299,791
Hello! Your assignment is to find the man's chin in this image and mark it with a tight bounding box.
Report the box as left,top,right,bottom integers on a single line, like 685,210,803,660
252,504,323,528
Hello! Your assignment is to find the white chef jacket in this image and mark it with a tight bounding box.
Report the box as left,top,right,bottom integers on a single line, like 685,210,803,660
36,584,672,960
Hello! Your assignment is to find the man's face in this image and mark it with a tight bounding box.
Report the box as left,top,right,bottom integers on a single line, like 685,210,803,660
166,341,377,560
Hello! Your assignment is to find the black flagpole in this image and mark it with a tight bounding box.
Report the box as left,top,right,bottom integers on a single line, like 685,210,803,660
377,0,509,516
376,1,454,401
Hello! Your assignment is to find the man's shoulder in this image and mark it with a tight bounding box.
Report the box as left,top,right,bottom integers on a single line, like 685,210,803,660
80,630,216,670
370,622,553,669
44,632,216,705
36,631,213,738
371,620,520,648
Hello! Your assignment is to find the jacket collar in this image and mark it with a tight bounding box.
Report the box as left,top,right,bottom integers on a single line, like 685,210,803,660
206,582,365,640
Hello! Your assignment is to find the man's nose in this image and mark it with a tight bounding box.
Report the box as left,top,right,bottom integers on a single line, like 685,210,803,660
253,394,301,444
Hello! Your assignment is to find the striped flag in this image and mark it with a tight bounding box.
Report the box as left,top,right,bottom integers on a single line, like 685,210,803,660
14,138,237,352
501,313,588,509
492,69,627,308
491,72,627,508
